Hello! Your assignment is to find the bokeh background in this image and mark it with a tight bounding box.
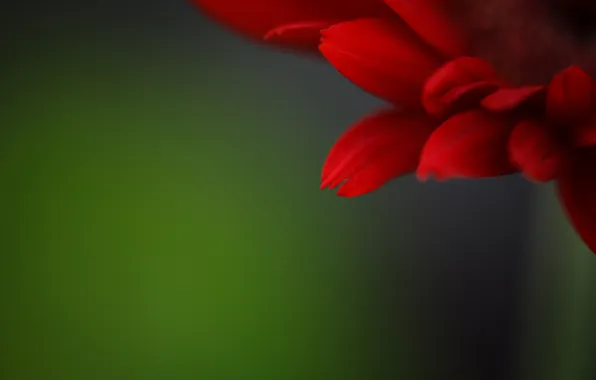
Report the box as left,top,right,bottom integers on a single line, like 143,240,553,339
2,1,596,379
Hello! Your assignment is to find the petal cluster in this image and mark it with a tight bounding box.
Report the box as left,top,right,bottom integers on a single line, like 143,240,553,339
192,0,596,255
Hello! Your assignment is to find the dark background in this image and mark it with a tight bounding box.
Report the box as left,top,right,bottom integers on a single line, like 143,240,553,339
2,1,595,379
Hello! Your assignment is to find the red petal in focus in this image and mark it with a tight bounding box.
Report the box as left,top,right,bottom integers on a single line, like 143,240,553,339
417,110,517,180
508,120,567,182
321,108,436,197
264,21,334,48
440,81,499,105
320,17,442,107
481,86,545,113
557,150,596,254
435,80,500,119
191,0,390,51
384,0,467,58
547,66,593,125
423,57,501,118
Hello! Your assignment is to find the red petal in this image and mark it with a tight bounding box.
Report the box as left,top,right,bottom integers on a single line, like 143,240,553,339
320,17,442,107
435,80,500,118
508,120,567,182
191,0,390,51
321,109,436,197
385,0,467,57
264,21,334,48
417,110,517,180
440,81,499,104
481,86,545,112
547,66,593,124
573,114,596,147
557,151,596,254
422,57,501,118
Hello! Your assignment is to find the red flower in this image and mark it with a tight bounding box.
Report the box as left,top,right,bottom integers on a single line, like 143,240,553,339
505,67,596,253
191,0,596,254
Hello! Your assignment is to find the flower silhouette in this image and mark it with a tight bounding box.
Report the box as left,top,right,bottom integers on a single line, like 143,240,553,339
191,0,596,254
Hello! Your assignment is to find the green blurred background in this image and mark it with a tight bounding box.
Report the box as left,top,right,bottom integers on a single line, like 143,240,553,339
1,2,595,379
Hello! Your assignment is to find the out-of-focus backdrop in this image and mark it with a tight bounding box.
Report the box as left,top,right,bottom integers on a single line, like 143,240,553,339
2,2,595,379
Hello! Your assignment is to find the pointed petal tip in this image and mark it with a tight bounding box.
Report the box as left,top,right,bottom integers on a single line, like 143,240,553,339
336,186,361,197
191,0,391,52
319,109,436,198
263,21,331,48
415,168,430,182
320,178,343,190
320,179,368,198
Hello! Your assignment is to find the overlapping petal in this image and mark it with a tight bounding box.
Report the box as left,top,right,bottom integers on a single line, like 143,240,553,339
320,17,442,107
547,66,593,125
481,86,545,113
422,57,501,118
557,150,596,254
384,0,467,57
321,109,436,197
417,110,517,180
190,0,390,51
508,120,567,182
194,0,596,256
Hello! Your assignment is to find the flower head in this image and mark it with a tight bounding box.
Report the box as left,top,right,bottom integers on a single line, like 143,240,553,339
191,0,596,254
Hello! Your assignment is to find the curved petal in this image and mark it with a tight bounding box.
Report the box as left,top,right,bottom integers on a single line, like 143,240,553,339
263,21,336,48
417,110,517,180
422,57,501,118
191,0,390,51
440,81,499,105
481,86,545,113
320,17,442,107
557,151,596,254
547,66,593,125
508,120,567,182
321,108,436,197
384,0,468,57
433,80,500,119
